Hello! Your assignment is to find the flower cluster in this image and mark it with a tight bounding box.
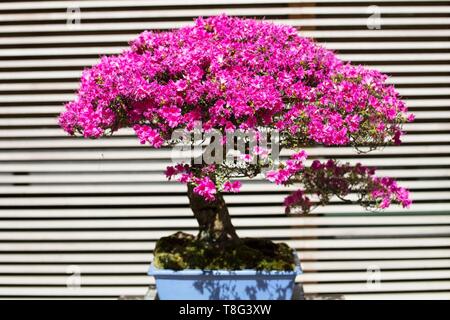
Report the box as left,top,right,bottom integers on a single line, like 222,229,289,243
133,124,164,147
59,15,413,210
371,176,412,209
165,163,241,201
279,160,412,214
266,151,308,185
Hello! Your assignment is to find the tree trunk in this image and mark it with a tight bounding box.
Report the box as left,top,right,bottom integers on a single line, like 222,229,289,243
187,183,239,244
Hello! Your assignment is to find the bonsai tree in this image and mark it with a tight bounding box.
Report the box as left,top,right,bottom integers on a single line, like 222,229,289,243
59,16,413,269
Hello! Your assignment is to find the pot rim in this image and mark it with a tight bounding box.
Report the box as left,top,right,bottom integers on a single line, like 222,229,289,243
148,252,302,276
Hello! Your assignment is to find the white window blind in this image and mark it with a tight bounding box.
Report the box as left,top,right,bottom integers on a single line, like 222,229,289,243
0,0,449,299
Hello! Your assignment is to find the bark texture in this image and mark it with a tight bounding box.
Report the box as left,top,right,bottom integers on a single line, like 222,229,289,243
187,183,239,243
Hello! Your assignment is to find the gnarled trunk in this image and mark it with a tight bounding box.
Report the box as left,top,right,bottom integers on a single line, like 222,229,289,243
187,183,239,244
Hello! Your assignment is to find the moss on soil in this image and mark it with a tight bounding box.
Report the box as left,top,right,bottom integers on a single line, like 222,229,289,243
153,232,296,271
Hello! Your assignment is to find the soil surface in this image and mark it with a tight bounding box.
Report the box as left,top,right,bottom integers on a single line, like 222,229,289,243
153,231,296,271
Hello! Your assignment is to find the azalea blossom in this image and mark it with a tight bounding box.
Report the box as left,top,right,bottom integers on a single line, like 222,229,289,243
193,177,217,201
223,181,242,193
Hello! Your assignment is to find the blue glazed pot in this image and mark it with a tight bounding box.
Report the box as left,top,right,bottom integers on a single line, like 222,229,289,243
148,253,301,300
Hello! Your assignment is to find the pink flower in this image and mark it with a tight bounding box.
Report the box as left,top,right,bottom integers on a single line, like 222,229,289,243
284,190,311,214
240,154,253,163
266,169,291,185
380,198,391,209
223,181,242,193
159,105,181,128
345,115,361,133
291,150,308,161
188,65,204,81
225,121,235,133
133,125,164,148
165,166,177,179
175,79,188,92
193,177,217,201
178,173,193,183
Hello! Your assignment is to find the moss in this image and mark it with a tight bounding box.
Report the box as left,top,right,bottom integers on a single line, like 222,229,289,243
153,232,296,271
